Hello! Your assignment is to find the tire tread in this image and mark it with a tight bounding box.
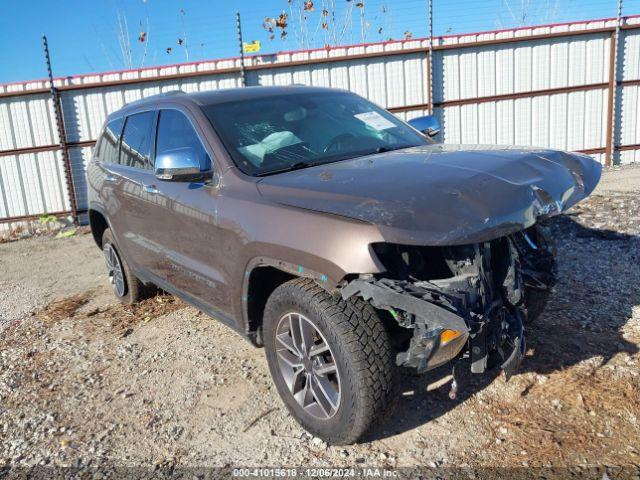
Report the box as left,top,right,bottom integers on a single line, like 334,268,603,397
264,277,395,444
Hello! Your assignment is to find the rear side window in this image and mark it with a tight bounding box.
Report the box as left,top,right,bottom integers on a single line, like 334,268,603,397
120,111,155,170
156,110,211,170
97,117,123,164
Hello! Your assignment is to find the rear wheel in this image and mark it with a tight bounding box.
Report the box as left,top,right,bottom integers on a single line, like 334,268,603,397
101,228,156,304
263,278,395,445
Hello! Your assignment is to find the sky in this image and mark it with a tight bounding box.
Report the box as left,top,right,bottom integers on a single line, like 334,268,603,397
0,0,635,85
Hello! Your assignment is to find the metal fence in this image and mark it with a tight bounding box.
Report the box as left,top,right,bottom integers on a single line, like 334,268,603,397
1,14,639,230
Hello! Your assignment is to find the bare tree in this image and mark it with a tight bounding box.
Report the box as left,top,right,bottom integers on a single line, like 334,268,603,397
498,0,562,28
263,0,389,49
138,16,151,68
116,11,133,69
357,2,366,42
178,8,190,61
113,10,151,69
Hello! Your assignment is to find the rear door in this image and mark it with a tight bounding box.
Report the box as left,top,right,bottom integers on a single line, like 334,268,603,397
95,117,126,245
104,109,158,271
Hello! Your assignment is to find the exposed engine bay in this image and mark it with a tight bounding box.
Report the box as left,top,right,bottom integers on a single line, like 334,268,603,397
341,225,557,380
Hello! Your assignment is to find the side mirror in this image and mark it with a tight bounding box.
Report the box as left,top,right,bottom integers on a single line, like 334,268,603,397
408,115,440,138
155,147,211,182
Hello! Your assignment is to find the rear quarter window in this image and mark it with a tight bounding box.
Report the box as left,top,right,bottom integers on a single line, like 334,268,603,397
97,117,124,164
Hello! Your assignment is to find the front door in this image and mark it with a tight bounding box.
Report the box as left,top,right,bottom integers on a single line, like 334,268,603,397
145,108,233,318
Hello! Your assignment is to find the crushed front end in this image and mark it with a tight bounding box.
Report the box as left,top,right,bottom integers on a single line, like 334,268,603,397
341,225,556,379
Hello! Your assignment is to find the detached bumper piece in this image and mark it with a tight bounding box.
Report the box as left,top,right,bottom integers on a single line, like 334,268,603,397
341,278,470,372
342,228,555,379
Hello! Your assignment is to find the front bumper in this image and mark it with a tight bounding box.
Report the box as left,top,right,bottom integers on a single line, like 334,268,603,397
341,278,471,373
341,229,552,379
341,277,525,376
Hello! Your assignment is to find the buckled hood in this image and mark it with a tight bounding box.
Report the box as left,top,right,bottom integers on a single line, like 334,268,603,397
256,144,602,245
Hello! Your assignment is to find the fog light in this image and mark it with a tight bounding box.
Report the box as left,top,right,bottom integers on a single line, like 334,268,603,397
440,329,462,345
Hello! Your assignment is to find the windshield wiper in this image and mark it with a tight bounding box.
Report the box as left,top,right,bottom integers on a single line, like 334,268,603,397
375,146,395,153
256,161,319,176
256,145,418,176
357,144,416,158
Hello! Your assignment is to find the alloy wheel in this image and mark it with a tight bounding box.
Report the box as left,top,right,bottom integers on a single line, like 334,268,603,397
103,243,126,297
275,312,341,419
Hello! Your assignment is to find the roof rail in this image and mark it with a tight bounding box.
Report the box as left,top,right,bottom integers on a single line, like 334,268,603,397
125,89,186,106
160,89,187,96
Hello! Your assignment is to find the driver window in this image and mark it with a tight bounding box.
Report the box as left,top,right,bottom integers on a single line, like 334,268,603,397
155,110,211,170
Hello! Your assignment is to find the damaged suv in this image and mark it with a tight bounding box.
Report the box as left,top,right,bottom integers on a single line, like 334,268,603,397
87,86,601,444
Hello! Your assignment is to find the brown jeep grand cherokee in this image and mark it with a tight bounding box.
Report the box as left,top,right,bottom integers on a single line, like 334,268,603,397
87,86,601,444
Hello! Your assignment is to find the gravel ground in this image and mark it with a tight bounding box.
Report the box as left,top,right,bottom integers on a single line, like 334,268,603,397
0,166,639,478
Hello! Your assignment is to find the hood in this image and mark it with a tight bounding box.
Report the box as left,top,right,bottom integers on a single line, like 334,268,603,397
256,144,602,245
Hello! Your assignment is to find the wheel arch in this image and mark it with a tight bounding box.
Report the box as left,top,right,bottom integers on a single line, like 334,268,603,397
88,206,111,248
241,256,343,346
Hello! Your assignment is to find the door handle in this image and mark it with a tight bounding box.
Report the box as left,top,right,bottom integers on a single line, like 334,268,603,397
105,174,117,183
143,184,159,194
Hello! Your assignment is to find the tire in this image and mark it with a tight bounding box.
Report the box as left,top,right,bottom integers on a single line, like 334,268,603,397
521,225,556,325
101,228,156,304
522,288,550,324
263,278,395,445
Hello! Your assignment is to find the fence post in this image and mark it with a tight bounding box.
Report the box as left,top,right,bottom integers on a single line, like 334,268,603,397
605,0,623,166
42,35,78,225
236,11,246,87
427,0,434,115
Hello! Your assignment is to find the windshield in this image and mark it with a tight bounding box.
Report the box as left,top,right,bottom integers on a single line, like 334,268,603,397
202,91,430,176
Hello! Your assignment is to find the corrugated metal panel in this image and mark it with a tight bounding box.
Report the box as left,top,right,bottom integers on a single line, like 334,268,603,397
69,146,92,210
439,31,610,103
0,94,57,151
622,28,640,82
0,150,69,221
438,31,612,151
250,52,427,111
619,28,640,164
440,87,609,151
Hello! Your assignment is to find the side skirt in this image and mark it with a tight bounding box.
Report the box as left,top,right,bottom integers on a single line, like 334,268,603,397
139,270,252,343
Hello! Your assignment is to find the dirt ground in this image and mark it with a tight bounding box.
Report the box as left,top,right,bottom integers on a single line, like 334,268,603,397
1,165,639,477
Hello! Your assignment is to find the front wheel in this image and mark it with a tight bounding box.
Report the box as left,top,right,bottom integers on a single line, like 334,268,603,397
263,278,395,445
521,225,557,325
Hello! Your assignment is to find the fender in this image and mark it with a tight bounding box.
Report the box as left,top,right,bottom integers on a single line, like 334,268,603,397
240,254,344,339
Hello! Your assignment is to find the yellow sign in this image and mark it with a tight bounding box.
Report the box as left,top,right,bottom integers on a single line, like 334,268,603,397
243,41,261,53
